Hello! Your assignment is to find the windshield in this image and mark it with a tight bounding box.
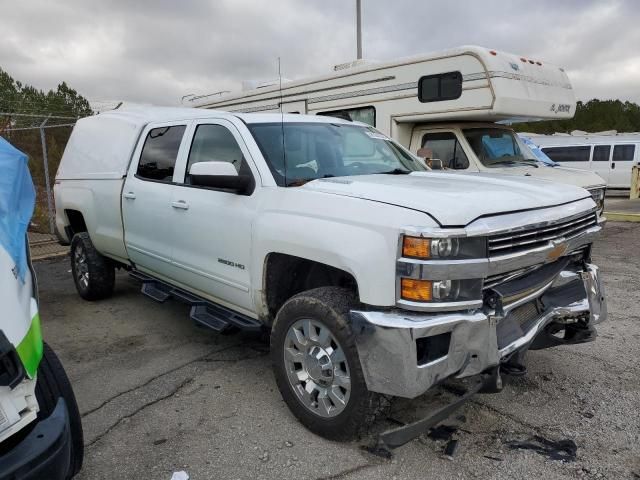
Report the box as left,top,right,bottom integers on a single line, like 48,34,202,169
248,122,425,186
462,128,541,168
519,135,558,166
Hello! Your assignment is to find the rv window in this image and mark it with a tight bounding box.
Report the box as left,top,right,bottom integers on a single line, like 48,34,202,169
317,106,376,126
542,146,590,163
592,145,611,162
612,144,635,161
137,125,186,182
421,132,469,169
418,72,462,103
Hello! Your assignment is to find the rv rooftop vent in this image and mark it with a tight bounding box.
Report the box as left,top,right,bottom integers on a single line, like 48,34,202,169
333,59,370,71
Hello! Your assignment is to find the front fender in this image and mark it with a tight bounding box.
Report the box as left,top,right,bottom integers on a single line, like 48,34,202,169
251,191,437,309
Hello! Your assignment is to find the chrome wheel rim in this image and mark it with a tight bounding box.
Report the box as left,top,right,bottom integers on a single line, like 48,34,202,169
74,244,89,289
284,318,351,418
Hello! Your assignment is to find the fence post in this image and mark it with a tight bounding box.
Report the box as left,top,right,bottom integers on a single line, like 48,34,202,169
39,115,55,235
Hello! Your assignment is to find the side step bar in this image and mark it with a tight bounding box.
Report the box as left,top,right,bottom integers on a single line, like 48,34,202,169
130,270,263,333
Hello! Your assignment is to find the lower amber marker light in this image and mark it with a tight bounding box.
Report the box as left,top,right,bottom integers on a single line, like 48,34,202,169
401,278,433,301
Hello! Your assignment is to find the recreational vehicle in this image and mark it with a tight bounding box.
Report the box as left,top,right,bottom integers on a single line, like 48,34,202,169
190,46,606,212
527,132,640,190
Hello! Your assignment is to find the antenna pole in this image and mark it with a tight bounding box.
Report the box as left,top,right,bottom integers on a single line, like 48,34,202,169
356,0,362,59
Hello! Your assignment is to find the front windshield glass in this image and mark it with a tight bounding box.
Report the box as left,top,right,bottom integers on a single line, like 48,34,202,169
519,136,558,166
462,128,541,168
248,122,426,186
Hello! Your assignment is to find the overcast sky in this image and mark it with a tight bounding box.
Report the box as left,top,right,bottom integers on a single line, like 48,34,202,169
1,0,639,108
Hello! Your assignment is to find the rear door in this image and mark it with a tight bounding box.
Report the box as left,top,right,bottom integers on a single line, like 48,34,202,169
122,121,189,277
610,143,636,188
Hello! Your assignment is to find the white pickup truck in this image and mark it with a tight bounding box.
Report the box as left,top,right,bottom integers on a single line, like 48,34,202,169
54,106,607,440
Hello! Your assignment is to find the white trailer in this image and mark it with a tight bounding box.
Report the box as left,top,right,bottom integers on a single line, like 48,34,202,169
190,45,606,212
527,131,640,190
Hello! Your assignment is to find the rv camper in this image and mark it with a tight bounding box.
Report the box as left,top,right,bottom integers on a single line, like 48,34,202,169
190,46,606,213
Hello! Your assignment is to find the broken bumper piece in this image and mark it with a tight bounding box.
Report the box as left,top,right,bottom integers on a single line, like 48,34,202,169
350,263,606,398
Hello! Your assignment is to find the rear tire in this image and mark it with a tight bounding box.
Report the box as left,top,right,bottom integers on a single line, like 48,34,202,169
35,343,84,478
271,287,388,440
70,232,115,300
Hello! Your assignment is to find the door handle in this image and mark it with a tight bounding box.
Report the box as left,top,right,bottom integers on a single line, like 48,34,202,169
611,162,616,169
171,200,189,210
123,192,136,200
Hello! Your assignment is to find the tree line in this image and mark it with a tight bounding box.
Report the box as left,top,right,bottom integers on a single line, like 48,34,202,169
513,99,640,134
1,68,92,231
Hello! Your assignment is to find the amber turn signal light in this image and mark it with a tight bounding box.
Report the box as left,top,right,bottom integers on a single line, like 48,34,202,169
400,278,433,301
402,236,431,259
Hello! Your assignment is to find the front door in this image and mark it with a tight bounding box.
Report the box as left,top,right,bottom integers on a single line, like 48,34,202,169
410,129,476,171
169,119,258,313
122,122,189,277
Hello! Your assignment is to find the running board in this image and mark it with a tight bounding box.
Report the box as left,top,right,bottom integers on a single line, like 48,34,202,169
129,271,263,333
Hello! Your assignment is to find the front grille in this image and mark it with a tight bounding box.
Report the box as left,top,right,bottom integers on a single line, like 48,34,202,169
488,211,597,257
484,265,541,290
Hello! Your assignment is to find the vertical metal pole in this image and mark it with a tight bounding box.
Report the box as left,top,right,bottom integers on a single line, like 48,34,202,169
356,0,362,59
39,115,55,234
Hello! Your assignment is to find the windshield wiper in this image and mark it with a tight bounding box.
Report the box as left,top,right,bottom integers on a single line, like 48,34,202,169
491,160,539,168
377,168,410,175
286,174,335,187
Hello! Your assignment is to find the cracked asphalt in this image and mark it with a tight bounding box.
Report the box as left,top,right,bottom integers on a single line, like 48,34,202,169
35,222,640,479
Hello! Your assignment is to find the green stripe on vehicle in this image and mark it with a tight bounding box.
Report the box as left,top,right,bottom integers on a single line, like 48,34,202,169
16,313,43,378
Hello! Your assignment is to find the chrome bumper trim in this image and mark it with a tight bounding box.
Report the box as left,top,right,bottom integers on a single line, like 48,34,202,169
352,263,606,398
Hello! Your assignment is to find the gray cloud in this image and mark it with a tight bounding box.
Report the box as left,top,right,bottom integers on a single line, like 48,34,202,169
1,0,638,107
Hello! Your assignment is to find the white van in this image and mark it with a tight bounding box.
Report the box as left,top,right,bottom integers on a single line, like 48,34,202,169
189,45,607,213
527,132,640,190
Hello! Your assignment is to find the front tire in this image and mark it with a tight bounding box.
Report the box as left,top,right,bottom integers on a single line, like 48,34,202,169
35,343,84,478
271,287,386,440
70,232,115,300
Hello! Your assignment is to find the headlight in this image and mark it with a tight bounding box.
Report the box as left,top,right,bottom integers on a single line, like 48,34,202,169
400,278,482,303
589,188,605,215
402,235,486,259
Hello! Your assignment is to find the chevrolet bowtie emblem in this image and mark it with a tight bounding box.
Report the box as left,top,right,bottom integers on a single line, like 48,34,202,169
547,240,568,262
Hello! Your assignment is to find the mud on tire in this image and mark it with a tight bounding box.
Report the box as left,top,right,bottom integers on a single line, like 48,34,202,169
271,286,389,441
70,232,115,300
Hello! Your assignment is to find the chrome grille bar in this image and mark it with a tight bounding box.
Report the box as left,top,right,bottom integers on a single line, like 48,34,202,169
488,212,597,257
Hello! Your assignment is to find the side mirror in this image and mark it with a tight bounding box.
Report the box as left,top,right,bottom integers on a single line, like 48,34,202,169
416,148,445,170
189,161,254,195
429,158,444,170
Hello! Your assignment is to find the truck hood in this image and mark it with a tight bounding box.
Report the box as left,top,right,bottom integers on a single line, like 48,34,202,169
485,164,606,189
302,172,592,226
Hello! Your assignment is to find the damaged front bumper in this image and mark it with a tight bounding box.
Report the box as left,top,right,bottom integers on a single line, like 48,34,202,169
351,263,606,398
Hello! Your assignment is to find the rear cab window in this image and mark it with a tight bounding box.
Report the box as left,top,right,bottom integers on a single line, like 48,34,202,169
136,125,186,181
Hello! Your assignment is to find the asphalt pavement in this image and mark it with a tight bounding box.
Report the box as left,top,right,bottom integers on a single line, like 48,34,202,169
36,221,640,479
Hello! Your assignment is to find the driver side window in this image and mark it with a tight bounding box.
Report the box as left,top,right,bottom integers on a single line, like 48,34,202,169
421,132,469,169
185,124,247,183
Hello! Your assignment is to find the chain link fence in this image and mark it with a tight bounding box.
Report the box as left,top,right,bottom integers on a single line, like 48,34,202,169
1,113,76,260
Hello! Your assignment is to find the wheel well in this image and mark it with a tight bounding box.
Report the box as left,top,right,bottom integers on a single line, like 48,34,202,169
65,210,87,236
264,253,358,323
